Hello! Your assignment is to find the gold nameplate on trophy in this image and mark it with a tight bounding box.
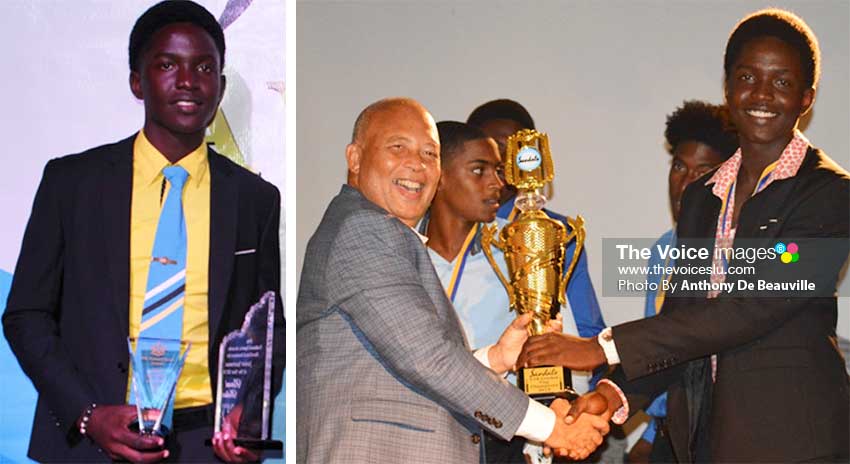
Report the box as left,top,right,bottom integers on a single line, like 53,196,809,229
522,367,566,395
481,129,585,402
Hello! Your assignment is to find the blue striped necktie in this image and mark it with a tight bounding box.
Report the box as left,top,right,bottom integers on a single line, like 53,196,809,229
141,165,189,338
134,166,189,432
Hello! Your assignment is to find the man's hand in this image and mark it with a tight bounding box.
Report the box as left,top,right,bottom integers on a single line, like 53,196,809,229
84,404,168,463
212,404,261,463
488,312,533,373
546,312,564,334
543,398,610,460
564,384,622,426
517,332,606,371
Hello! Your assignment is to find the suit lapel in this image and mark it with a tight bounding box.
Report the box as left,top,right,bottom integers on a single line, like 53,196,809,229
679,183,721,240
103,137,135,335
734,149,816,240
207,151,238,343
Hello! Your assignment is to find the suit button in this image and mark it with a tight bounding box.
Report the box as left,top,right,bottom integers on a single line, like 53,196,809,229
55,422,61,427
494,420,502,428
471,434,481,444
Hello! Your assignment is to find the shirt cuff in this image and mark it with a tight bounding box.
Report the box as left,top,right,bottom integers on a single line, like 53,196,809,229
597,327,621,365
515,399,556,443
597,379,629,425
474,344,494,369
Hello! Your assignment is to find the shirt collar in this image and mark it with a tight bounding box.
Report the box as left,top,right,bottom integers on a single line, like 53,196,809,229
412,226,429,244
706,129,809,198
133,130,208,188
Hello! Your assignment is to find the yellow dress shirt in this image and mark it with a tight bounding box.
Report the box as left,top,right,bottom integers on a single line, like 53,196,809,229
128,131,212,408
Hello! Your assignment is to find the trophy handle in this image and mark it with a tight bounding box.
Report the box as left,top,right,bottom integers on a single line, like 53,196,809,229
559,215,585,305
480,223,516,310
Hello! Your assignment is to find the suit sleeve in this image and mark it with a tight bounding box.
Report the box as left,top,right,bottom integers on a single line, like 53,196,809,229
325,211,530,441
2,159,96,434
613,174,849,382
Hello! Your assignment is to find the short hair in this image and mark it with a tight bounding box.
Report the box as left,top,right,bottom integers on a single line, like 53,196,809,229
467,99,535,130
129,0,226,72
436,121,490,165
724,8,820,89
664,100,738,159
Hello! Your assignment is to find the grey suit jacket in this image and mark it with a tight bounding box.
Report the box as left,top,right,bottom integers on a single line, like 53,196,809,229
296,185,531,463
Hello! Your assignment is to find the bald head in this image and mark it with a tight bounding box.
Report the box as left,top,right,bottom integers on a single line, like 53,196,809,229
345,97,440,226
351,97,430,144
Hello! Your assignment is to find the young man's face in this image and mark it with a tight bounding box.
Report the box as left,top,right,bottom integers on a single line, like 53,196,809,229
725,36,813,149
668,141,727,222
347,104,441,227
435,138,504,224
130,22,225,140
477,118,524,204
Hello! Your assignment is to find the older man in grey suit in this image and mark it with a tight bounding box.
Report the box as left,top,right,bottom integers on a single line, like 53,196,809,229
296,98,610,463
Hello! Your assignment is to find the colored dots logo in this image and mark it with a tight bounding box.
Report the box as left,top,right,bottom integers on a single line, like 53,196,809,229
775,242,799,264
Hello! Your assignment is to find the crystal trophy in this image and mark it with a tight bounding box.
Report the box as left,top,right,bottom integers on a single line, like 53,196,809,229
213,291,282,449
127,337,192,437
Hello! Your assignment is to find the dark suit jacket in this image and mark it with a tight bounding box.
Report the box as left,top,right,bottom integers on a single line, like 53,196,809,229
608,147,849,462
2,135,284,462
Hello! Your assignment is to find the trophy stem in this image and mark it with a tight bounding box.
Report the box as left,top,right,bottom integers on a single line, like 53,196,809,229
528,317,547,336
515,189,547,212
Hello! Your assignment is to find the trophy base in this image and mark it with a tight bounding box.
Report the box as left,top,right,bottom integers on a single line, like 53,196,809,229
203,438,283,450
129,420,170,438
517,365,578,405
527,387,580,406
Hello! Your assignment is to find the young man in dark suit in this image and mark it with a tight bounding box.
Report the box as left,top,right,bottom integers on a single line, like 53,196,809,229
2,1,282,462
519,9,849,462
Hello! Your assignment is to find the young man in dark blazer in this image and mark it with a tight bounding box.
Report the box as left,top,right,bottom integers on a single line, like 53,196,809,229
519,8,849,462
2,2,282,462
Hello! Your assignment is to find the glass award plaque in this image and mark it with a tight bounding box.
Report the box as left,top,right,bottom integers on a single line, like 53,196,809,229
213,291,282,450
127,337,191,437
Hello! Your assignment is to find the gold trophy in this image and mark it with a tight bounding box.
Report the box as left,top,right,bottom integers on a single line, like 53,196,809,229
481,129,585,403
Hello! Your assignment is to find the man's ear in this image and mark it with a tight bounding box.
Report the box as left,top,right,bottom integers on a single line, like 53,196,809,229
129,71,143,100
345,143,361,176
800,87,816,117
436,173,446,192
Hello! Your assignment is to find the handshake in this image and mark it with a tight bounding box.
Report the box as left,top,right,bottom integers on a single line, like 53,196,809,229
542,395,610,460
491,313,617,460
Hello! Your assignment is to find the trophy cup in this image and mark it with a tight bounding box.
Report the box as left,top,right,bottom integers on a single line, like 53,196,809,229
127,337,192,437
481,129,585,404
212,291,282,450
